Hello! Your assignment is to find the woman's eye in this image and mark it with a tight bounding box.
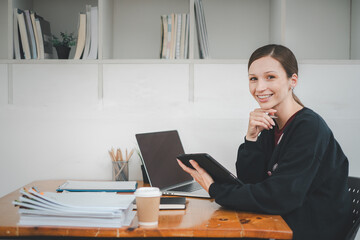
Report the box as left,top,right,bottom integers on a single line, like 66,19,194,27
249,77,257,81
267,75,275,79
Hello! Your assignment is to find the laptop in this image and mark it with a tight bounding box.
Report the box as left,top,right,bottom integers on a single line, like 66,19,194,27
135,130,210,198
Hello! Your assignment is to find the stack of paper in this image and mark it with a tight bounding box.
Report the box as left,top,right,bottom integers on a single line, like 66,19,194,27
13,188,135,228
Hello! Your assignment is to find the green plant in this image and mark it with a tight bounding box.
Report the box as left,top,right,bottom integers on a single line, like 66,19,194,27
51,32,76,48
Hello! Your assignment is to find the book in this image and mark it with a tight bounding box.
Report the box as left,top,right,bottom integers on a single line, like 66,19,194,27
175,13,182,59
184,13,190,59
170,13,175,59
13,187,135,228
194,0,210,59
166,14,172,59
74,13,86,59
160,15,167,59
13,8,24,59
199,0,210,58
24,10,37,59
87,6,98,59
37,16,53,59
82,5,91,59
30,11,40,59
56,180,138,192
16,10,31,60
180,13,186,59
133,197,186,210
35,18,44,59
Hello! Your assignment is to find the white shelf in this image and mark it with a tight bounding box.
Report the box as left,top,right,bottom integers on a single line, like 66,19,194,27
0,0,359,105
1,0,359,61
199,0,271,59
3,58,360,65
8,0,98,59
101,0,191,59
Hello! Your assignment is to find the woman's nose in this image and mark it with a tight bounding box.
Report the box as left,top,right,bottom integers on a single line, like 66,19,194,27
256,79,267,92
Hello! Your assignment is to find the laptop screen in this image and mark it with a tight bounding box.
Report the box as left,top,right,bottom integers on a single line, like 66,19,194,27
136,130,193,189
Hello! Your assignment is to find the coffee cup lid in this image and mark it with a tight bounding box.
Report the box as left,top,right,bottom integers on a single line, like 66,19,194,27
134,187,162,197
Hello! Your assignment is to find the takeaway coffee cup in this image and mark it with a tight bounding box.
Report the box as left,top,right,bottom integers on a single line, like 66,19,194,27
134,187,162,227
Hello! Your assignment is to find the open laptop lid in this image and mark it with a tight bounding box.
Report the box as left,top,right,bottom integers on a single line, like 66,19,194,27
135,130,193,190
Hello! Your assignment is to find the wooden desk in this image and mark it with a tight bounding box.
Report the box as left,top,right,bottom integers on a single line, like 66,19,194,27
0,180,292,239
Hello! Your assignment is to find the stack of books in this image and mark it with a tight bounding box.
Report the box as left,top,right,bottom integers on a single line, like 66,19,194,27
13,8,53,60
73,5,98,60
13,187,135,228
194,0,210,59
160,13,190,59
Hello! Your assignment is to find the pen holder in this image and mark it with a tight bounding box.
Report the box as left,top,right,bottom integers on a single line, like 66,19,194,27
112,161,129,181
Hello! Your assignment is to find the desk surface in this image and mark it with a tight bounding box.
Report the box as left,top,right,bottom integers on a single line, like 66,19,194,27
0,180,292,239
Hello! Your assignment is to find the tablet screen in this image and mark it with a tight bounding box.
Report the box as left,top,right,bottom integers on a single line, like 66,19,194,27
177,153,243,186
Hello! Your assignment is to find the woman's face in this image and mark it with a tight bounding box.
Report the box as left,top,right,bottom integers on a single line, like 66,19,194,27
248,56,295,110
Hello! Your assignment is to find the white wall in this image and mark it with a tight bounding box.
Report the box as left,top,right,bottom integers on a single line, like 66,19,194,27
286,0,351,59
204,0,270,59
0,64,7,104
0,62,360,198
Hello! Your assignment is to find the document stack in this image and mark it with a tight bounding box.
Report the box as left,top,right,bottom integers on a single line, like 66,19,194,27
13,187,135,228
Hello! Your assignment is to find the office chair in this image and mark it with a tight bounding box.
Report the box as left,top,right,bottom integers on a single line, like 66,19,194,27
347,176,360,240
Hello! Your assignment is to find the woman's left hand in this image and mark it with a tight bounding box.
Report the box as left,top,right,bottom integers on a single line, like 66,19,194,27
177,159,214,192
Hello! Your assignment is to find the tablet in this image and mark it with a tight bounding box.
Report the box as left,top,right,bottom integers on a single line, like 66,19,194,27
177,153,243,186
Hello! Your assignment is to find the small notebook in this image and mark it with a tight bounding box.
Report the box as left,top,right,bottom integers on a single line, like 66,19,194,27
133,197,186,210
56,180,138,192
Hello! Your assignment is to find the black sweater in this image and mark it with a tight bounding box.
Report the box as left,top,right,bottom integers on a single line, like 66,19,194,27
209,107,352,240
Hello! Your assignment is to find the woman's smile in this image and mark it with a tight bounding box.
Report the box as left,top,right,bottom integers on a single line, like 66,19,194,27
257,94,273,102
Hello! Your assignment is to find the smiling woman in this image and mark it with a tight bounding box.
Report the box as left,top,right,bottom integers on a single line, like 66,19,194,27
248,44,303,108
177,44,353,240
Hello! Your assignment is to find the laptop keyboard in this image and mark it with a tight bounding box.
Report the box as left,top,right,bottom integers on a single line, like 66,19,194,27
171,182,202,192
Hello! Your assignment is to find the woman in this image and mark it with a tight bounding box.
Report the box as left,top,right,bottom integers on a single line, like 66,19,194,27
177,44,352,239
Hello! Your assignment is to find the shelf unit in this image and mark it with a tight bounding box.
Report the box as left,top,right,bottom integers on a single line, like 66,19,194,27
0,0,359,106
0,0,358,61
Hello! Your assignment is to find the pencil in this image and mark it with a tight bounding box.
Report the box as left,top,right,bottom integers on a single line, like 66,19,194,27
127,149,134,161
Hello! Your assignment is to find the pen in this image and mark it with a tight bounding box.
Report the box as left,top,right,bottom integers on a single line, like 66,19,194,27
266,112,278,119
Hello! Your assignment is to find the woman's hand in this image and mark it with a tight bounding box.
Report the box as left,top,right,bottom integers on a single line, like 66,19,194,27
177,159,214,192
246,108,277,142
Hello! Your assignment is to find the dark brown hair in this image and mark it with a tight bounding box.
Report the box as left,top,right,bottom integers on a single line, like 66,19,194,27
248,44,304,107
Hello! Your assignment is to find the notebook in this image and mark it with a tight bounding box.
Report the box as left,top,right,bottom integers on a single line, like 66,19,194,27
133,197,186,210
56,180,138,192
136,130,210,198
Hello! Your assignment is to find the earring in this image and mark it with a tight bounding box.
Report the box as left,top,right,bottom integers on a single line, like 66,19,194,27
291,86,294,91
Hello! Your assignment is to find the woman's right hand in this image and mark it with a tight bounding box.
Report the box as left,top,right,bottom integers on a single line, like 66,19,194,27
246,108,277,142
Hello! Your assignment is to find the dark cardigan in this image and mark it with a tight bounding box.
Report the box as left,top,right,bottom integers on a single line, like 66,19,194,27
209,107,352,240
